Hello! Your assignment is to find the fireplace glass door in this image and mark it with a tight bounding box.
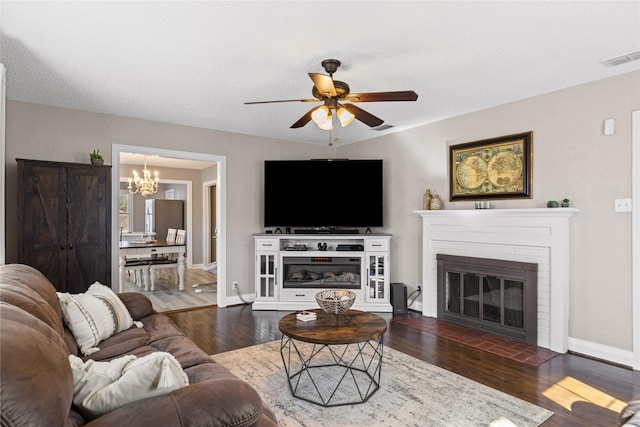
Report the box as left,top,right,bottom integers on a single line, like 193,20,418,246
437,254,537,344
281,256,362,289
446,272,525,330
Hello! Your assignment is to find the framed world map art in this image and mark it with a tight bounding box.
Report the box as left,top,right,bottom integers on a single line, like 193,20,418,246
449,132,533,201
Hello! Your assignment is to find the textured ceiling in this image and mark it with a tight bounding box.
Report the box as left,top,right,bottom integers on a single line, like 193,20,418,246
2,1,639,146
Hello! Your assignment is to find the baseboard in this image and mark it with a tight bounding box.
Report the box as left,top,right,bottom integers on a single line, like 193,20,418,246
224,293,255,307
568,336,634,368
408,299,423,312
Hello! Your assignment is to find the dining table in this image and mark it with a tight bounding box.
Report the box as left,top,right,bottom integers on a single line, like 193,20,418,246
118,239,186,292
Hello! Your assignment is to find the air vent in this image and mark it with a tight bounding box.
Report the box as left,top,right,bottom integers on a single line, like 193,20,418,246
600,49,640,67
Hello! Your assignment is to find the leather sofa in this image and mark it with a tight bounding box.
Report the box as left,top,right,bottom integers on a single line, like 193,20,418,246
0,264,278,426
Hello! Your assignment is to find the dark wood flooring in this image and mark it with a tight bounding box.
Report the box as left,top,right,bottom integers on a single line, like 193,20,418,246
166,305,639,427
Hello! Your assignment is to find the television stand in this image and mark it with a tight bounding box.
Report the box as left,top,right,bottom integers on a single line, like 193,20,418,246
294,228,360,235
253,233,392,312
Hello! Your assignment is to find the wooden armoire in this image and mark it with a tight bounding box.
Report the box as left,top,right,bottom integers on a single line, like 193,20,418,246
17,159,111,293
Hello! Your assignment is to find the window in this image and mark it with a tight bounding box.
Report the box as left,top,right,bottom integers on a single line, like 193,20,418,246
119,192,132,233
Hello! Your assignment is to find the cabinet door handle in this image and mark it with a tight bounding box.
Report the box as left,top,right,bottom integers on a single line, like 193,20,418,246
60,244,65,250
295,294,305,297
68,244,73,250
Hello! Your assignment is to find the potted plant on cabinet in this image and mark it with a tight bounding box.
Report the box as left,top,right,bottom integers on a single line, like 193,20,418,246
561,198,571,207
90,149,104,166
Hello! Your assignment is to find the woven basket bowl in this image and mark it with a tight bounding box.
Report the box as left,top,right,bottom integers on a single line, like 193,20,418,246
315,289,356,315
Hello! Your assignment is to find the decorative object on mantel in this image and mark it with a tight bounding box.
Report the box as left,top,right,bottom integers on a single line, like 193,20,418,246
422,188,432,210
547,200,559,208
89,149,104,166
449,131,533,201
562,198,571,207
127,156,159,197
430,194,443,210
475,201,491,209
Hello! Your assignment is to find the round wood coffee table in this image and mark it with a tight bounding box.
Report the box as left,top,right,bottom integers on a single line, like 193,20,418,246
279,309,387,407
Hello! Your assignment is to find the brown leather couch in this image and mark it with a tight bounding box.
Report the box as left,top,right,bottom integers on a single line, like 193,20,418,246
0,264,278,426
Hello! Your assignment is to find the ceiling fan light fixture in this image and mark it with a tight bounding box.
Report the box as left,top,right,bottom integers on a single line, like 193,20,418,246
337,107,355,127
311,106,330,125
318,113,333,130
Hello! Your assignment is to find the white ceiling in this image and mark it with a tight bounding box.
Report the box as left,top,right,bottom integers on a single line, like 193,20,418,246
2,1,639,147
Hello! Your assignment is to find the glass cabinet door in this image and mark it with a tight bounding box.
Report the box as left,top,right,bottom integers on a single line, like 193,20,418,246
367,254,387,301
257,253,277,300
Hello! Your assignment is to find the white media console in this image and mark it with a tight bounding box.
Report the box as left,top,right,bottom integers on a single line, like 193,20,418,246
253,234,392,312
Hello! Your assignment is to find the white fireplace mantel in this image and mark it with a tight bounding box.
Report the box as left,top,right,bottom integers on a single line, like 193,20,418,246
415,208,579,353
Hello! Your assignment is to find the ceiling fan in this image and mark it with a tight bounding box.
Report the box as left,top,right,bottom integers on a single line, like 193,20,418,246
244,59,418,130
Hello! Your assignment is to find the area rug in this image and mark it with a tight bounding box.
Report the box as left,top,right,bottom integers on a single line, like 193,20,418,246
213,340,554,427
394,316,559,367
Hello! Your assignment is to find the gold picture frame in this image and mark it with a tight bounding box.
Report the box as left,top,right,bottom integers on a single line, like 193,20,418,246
449,132,533,201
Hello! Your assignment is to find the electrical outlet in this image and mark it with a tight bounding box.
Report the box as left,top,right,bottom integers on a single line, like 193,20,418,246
615,198,632,212
232,281,239,290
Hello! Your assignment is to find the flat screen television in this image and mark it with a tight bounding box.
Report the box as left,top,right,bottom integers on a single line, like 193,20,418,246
264,159,383,229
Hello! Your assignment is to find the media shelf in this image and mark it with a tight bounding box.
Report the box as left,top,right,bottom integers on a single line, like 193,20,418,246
253,234,392,312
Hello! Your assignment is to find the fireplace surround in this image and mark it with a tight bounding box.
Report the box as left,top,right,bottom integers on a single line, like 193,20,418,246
416,208,578,353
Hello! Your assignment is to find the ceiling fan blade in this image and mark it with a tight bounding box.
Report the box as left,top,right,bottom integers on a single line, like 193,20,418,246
244,98,318,105
308,73,337,97
342,104,384,127
290,106,321,128
345,90,418,102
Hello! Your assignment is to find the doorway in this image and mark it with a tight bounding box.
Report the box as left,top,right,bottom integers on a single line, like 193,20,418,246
111,145,227,308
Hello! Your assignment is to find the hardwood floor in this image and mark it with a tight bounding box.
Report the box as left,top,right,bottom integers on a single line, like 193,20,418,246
166,305,639,427
123,268,217,312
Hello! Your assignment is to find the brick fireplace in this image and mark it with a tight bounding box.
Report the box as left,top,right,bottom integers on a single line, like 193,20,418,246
415,208,578,353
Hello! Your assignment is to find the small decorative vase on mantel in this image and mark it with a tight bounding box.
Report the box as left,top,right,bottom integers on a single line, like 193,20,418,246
422,189,432,210
430,194,443,210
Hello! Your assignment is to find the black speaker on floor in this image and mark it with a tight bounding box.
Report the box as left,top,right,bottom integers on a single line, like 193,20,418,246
390,282,408,314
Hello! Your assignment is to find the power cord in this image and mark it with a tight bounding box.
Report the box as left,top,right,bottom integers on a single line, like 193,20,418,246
235,284,253,305
407,285,421,308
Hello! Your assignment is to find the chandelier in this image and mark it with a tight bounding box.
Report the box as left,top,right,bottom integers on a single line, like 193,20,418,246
127,157,159,197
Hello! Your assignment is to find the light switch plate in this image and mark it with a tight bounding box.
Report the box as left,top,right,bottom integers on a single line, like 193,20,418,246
604,118,616,135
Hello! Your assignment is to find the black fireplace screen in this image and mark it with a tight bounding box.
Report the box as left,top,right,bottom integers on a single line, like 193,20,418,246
438,254,537,344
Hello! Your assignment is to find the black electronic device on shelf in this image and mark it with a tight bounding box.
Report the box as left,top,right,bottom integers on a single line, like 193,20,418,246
336,244,364,251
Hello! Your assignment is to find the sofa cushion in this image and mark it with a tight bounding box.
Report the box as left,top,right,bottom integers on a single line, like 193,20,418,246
57,282,139,355
0,264,64,319
0,303,74,427
69,352,189,420
0,283,64,335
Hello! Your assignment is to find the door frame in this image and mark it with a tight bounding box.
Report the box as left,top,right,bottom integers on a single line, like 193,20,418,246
202,179,217,266
111,144,227,307
632,109,639,370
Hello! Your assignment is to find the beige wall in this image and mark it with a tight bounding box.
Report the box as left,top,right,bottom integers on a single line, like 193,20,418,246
337,70,640,353
4,102,335,296
4,70,638,356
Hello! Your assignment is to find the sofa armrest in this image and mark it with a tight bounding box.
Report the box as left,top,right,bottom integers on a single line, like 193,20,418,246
117,292,156,320
84,378,273,427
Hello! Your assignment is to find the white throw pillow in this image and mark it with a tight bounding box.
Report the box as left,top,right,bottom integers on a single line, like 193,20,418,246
69,352,189,419
58,282,139,355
